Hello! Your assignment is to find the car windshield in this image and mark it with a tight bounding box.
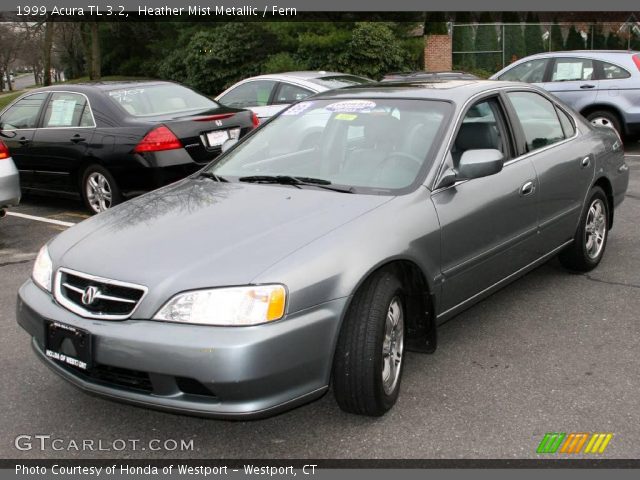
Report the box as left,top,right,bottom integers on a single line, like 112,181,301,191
307,75,373,89
208,98,450,193
105,84,220,117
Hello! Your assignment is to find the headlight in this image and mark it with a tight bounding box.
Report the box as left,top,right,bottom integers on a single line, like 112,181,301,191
33,245,53,292
153,285,286,326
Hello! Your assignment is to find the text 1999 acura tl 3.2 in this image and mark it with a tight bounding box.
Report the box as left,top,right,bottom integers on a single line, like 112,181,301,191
17,80,629,418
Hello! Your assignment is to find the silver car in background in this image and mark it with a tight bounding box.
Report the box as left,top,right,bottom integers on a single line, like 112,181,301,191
215,71,372,120
492,50,640,136
0,139,20,218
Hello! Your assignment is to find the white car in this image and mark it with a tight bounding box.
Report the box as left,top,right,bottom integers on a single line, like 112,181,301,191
215,71,372,120
0,140,20,218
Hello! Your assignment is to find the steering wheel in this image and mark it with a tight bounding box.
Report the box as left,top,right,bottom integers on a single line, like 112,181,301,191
378,152,423,171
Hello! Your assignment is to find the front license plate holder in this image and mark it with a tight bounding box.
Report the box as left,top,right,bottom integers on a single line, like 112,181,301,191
45,321,92,371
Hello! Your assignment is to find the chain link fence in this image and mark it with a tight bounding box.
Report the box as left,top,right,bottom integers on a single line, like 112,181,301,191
452,22,640,76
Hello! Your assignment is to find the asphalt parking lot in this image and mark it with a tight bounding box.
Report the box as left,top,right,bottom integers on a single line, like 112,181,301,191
1,140,639,460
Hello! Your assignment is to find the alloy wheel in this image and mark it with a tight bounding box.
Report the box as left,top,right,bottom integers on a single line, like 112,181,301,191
381,296,404,396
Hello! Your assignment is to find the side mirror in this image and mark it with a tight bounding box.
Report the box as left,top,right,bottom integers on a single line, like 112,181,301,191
457,149,504,180
221,138,238,153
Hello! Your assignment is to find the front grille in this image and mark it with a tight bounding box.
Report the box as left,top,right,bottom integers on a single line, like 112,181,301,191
54,268,147,320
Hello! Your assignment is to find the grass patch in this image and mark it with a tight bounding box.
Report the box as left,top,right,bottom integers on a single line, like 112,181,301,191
0,91,23,111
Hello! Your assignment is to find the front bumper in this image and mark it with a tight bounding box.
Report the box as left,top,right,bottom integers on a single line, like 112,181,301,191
17,279,347,419
0,158,21,208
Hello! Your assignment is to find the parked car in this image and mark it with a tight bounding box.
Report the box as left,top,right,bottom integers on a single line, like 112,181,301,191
215,71,372,120
0,81,258,214
0,140,20,218
382,71,479,82
17,80,628,418
491,50,640,136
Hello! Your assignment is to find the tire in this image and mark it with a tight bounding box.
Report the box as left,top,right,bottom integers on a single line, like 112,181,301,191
333,271,406,416
586,110,622,136
80,164,122,214
559,186,609,272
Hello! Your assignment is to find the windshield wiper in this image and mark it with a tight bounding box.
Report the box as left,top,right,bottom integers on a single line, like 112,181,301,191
238,175,354,193
199,171,228,182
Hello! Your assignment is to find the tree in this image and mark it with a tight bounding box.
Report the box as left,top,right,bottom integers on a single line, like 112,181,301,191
550,20,564,51
42,17,55,85
452,12,475,70
424,11,448,35
587,23,607,50
503,12,525,64
475,13,500,72
346,22,411,79
0,24,23,91
565,25,585,50
606,31,624,49
524,13,545,56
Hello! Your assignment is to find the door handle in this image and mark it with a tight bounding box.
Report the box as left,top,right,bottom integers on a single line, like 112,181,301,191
581,156,591,168
18,137,30,146
580,84,596,89
70,135,86,143
520,181,535,196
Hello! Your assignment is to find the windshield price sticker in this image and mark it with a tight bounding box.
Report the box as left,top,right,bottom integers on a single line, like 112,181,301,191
325,100,377,113
282,101,314,116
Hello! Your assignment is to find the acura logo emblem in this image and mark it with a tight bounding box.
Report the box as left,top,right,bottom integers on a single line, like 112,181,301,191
81,286,101,306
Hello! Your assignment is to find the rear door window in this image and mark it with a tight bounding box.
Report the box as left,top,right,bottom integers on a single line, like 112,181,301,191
550,58,595,82
507,91,565,152
499,59,549,83
217,81,277,108
42,92,94,128
599,61,631,79
273,83,313,105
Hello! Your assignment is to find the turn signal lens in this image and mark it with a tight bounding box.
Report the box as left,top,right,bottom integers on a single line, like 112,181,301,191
133,125,182,153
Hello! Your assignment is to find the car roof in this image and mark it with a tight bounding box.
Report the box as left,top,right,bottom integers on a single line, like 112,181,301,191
311,79,524,101
26,80,175,95
526,49,639,58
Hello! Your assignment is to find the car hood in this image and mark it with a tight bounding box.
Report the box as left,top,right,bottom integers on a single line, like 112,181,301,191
50,179,391,311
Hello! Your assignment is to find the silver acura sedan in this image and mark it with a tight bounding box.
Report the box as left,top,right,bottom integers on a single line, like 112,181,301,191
17,80,628,418
0,139,20,218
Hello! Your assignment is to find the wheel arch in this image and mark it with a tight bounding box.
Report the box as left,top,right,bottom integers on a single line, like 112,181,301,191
580,104,626,133
340,258,438,355
592,176,615,228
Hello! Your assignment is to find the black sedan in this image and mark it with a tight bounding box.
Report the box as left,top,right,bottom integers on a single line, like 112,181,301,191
0,81,258,213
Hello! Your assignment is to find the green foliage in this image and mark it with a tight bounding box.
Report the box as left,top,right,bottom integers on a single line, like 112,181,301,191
452,12,475,70
524,13,545,56
425,12,448,35
550,21,564,51
565,25,585,50
587,23,607,50
262,52,307,73
475,13,501,72
606,32,624,49
503,12,525,64
58,21,427,94
346,23,415,79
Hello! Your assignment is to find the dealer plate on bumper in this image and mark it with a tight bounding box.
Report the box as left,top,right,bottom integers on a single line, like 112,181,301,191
45,321,92,371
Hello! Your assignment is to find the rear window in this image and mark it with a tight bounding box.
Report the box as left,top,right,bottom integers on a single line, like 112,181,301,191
600,61,631,80
307,75,372,89
106,84,219,117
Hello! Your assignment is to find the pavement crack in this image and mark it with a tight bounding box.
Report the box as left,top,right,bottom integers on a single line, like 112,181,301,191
625,193,640,201
583,274,640,290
